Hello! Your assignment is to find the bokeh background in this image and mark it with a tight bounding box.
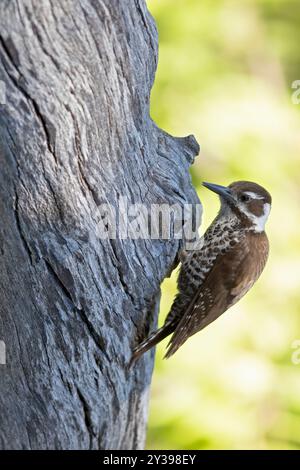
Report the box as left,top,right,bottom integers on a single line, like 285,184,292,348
146,0,300,450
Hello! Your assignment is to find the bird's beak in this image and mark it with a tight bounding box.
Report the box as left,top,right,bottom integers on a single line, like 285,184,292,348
202,182,235,203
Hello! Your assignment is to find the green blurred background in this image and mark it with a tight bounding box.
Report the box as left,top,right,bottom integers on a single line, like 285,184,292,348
146,0,300,450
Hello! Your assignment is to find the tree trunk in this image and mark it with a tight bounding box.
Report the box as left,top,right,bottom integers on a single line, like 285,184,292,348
0,0,200,450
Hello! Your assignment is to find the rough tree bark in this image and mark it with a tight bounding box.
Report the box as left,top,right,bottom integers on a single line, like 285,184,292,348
0,0,200,450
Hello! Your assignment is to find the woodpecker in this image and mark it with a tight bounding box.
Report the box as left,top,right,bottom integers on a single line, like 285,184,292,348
131,181,271,362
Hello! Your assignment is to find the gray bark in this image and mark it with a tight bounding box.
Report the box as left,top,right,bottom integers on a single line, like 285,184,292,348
0,0,200,450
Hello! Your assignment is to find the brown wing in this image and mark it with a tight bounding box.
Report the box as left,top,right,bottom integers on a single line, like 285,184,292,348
165,233,269,358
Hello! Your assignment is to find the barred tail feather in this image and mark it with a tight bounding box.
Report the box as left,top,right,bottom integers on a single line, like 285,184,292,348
130,322,175,367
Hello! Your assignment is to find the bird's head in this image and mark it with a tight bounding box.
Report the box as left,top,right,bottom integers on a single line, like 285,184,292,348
202,180,272,232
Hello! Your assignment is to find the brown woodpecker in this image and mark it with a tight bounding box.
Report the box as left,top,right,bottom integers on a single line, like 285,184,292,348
131,181,271,362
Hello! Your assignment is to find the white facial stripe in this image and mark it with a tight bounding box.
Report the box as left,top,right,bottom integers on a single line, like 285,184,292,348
256,203,271,231
244,191,264,200
242,203,271,232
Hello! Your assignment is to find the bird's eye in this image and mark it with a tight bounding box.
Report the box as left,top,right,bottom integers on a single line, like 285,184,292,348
240,194,251,203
